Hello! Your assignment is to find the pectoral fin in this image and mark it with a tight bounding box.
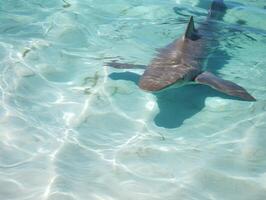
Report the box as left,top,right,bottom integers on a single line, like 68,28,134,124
195,71,256,101
106,60,146,69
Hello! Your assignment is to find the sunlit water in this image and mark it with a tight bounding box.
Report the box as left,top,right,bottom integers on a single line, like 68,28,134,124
0,0,266,199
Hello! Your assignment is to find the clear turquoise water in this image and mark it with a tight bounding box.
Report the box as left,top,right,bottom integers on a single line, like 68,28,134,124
0,0,266,199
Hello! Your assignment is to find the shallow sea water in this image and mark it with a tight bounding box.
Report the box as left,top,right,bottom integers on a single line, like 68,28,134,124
1,0,266,199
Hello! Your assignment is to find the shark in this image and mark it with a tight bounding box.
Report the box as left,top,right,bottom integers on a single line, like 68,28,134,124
107,0,256,101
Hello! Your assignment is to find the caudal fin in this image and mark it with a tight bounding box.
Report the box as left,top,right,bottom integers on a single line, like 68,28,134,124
195,71,256,101
208,0,227,20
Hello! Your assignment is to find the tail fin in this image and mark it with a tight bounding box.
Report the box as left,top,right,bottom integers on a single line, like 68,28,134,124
195,71,256,101
208,0,227,20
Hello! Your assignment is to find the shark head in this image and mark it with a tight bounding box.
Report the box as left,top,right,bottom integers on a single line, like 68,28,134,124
139,72,186,92
138,66,184,91
138,64,200,92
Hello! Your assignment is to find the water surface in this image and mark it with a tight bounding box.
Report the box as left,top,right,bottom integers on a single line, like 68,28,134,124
0,0,266,199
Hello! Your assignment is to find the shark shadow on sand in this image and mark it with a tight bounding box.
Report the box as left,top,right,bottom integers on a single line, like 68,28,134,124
109,49,235,129
109,69,234,129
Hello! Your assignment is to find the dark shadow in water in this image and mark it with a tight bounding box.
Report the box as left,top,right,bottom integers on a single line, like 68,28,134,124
109,72,140,83
206,48,231,73
109,69,238,129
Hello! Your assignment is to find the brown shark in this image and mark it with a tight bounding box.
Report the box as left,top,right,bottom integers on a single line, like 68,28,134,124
107,0,256,101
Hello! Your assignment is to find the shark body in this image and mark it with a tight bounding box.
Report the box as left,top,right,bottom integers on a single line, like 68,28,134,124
108,0,256,101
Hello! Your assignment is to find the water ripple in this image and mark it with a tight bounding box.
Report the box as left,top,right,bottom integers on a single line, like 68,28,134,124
0,0,266,200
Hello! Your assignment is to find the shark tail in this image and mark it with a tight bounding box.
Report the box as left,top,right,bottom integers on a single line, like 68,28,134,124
208,0,227,20
195,71,256,101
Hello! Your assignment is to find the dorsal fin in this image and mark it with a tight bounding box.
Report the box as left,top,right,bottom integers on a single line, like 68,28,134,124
184,16,196,39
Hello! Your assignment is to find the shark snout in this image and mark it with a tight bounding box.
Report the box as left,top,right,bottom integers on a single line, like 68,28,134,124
138,77,162,91
139,76,185,92
138,75,173,91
